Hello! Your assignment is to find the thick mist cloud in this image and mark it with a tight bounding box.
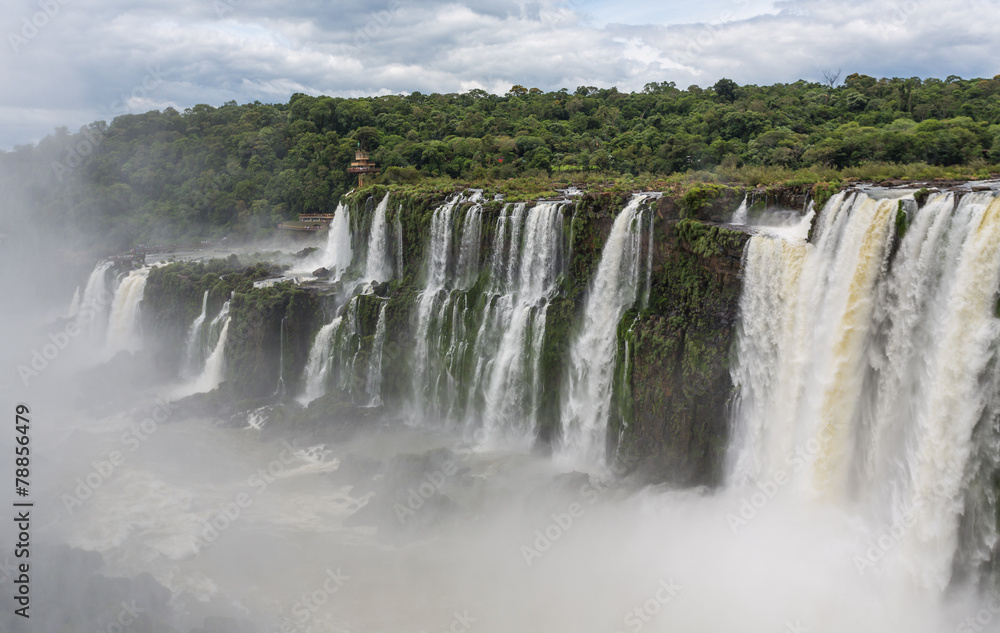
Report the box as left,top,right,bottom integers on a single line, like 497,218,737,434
1,0,999,148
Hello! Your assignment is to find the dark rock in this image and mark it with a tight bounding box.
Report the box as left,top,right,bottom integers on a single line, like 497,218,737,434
312,267,330,278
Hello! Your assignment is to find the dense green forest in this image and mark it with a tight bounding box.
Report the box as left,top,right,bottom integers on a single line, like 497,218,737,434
3,73,1000,250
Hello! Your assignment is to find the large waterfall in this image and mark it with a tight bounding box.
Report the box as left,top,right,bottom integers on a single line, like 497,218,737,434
559,194,651,466
729,189,1000,590
318,201,353,278
364,192,392,282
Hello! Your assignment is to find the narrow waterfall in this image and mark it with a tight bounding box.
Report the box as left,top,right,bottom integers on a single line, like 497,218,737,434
190,316,231,394
394,204,405,277
106,267,151,354
470,201,566,444
558,194,650,466
411,194,464,416
364,193,392,282
730,194,749,224
318,201,353,278
367,301,388,406
66,286,81,319
298,317,342,405
77,260,114,339
729,190,1000,590
183,290,210,375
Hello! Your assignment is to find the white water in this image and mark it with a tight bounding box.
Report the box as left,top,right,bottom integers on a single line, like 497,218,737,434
364,193,392,282
183,291,210,375
106,267,151,355
729,190,1000,590
558,194,650,466
394,203,405,277
411,194,464,415
367,302,388,406
190,317,231,394
76,260,114,339
472,201,565,444
298,317,341,405
66,286,81,319
730,194,749,224
318,201,353,278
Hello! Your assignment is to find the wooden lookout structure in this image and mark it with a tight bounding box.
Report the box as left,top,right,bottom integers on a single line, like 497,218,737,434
347,147,379,187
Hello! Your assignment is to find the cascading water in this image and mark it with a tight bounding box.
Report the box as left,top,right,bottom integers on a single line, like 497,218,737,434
183,290,210,375
558,194,650,466
394,204,405,277
469,201,566,444
190,316,231,394
106,267,151,355
77,260,114,339
66,286,81,319
317,201,353,278
730,194,749,224
298,317,341,406
729,189,1000,590
364,193,392,282
367,302,388,407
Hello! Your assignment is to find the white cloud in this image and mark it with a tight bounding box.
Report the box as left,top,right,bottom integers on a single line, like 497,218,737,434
1,0,999,148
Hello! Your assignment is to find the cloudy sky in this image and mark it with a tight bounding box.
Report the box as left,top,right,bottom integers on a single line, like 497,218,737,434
1,0,998,149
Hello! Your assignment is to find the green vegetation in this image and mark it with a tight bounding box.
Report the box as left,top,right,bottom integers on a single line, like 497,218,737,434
5,74,1000,252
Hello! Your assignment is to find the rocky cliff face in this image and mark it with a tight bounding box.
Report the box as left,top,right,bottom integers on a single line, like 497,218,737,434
141,185,759,487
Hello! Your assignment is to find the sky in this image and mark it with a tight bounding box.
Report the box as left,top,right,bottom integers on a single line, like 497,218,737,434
1,0,999,149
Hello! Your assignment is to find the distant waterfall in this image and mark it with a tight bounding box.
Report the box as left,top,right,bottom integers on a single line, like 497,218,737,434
729,190,1000,590
394,204,405,277
183,291,210,375
367,302,388,406
730,194,749,224
558,194,650,466
106,267,151,355
319,201,353,278
298,317,342,406
364,193,392,282
66,286,81,319
77,260,114,340
190,317,231,394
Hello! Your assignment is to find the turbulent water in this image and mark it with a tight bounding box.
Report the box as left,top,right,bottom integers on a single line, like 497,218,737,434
364,192,392,282
729,189,1000,590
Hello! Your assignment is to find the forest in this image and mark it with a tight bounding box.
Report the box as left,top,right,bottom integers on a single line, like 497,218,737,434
3,73,1000,250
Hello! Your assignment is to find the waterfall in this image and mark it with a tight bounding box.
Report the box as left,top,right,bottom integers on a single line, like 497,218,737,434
298,317,342,406
106,267,151,355
411,194,464,415
190,316,231,394
77,260,114,339
455,203,484,289
66,286,81,319
730,194,749,224
183,291,210,375
558,194,650,466
394,204,405,277
367,302,388,406
364,193,392,282
318,201,353,278
470,201,566,444
275,316,287,397
729,190,1000,589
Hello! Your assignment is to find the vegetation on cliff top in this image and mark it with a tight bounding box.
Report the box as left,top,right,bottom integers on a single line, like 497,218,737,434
4,74,1000,251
